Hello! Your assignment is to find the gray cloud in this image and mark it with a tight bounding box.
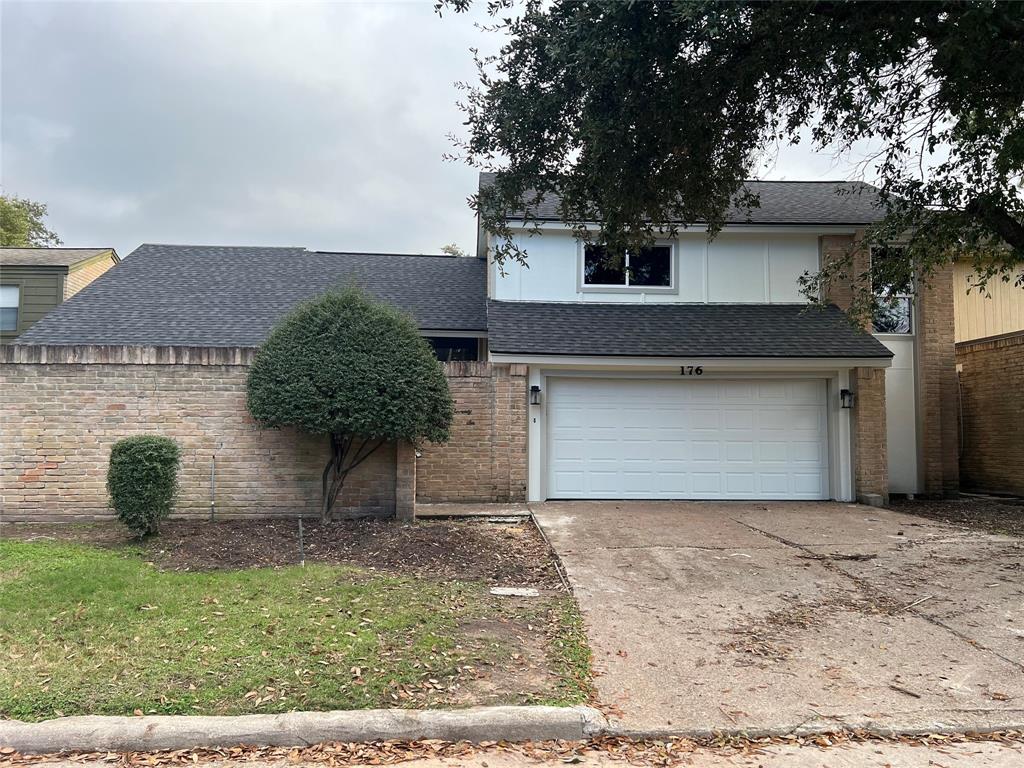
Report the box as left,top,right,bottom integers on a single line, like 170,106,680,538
2,1,495,257
2,1,882,259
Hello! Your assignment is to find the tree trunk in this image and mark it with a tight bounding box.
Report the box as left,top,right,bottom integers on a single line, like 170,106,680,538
319,433,387,522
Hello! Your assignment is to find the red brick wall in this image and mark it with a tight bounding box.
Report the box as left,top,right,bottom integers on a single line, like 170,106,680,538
416,362,528,503
956,331,1024,496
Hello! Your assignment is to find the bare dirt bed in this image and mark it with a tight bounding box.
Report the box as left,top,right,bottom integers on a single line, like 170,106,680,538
889,495,1024,537
0,518,563,588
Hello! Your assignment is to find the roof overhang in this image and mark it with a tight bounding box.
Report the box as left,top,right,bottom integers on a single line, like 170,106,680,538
497,220,869,235
489,352,891,370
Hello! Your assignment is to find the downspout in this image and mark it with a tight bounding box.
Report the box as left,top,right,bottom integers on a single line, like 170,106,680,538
209,452,216,521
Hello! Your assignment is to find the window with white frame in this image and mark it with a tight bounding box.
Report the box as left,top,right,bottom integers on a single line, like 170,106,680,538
871,246,913,334
583,243,672,289
0,285,19,332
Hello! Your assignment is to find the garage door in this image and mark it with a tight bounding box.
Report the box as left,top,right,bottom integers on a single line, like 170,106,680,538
546,377,829,500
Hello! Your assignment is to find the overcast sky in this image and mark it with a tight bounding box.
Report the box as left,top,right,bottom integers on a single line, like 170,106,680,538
2,1,873,259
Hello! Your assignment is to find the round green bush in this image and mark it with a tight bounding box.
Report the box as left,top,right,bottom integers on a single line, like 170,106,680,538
107,435,181,536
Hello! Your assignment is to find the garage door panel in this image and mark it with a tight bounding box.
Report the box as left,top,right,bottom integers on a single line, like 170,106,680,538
692,473,722,494
725,473,756,494
547,377,829,500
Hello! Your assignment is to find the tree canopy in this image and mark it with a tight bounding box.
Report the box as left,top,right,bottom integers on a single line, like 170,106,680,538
443,0,1024,319
247,287,453,519
0,194,61,247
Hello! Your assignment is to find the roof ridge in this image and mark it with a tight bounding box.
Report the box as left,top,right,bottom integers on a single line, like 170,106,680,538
136,243,308,250
479,171,874,186
312,250,477,259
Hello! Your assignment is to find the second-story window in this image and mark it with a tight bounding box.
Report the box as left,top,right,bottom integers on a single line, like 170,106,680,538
870,246,913,334
0,285,20,332
583,244,672,289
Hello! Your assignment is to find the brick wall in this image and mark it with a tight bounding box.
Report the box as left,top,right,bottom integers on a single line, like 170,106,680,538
852,366,889,502
64,254,117,300
0,346,398,522
0,347,526,522
821,232,869,316
415,361,528,503
821,233,959,497
956,331,1024,496
916,263,960,495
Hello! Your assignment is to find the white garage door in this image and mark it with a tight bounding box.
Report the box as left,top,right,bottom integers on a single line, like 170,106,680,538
546,377,829,500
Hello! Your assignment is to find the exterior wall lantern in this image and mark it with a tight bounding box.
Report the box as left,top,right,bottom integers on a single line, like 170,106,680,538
840,389,855,409
529,385,542,406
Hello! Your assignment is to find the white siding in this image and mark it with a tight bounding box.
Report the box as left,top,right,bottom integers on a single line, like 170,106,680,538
880,336,919,494
491,230,819,303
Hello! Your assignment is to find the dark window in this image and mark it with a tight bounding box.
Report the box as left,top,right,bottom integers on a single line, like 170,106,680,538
583,245,626,285
873,297,913,334
583,244,671,288
628,245,672,287
426,336,479,362
871,246,913,334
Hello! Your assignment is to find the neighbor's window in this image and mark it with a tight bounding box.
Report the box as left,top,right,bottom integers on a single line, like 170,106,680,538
0,285,19,332
871,246,913,334
583,244,672,288
425,336,479,362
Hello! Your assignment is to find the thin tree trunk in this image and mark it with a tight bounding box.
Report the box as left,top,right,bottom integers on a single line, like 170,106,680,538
320,434,387,522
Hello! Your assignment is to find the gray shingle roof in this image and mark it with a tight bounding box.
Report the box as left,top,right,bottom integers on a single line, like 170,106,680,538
487,301,892,359
479,172,886,225
17,244,487,347
1,247,117,267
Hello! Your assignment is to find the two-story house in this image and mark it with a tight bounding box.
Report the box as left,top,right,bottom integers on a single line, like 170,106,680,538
478,173,957,506
3,174,960,522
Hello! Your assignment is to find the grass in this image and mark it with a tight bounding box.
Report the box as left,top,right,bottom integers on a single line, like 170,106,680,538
0,539,588,721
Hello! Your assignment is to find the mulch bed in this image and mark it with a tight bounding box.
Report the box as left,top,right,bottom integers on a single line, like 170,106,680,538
0,518,563,589
889,495,1024,537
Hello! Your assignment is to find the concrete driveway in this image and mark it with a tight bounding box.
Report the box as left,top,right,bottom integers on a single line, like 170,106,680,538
532,501,1024,735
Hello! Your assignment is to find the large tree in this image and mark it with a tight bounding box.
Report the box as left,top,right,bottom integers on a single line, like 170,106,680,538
443,0,1023,320
0,194,62,248
247,287,453,521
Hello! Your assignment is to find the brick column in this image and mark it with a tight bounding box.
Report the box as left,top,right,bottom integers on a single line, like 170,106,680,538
395,441,416,521
852,367,889,504
821,232,869,313
916,263,959,496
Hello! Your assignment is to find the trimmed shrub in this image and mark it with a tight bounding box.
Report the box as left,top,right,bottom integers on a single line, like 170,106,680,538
247,286,453,520
107,435,181,536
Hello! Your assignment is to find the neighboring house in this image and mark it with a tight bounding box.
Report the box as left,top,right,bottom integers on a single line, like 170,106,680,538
0,176,963,522
952,262,1024,496
0,247,119,343
13,245,487,357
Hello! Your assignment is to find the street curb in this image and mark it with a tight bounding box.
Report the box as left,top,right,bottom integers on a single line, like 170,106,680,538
0,705,608,755
602,711,1024,741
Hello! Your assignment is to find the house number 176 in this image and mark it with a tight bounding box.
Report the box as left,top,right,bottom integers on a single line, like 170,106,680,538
680,366,704,376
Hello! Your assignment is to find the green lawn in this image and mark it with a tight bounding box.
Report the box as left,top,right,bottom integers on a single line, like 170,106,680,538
0,539,590,720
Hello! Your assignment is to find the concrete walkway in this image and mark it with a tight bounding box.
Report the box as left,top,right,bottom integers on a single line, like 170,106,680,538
533,501,1024,735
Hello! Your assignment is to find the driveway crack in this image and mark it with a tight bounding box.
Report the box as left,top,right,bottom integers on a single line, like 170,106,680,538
730,517,1024,673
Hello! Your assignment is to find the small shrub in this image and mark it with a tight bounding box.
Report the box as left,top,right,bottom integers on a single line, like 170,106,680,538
107,435,181,536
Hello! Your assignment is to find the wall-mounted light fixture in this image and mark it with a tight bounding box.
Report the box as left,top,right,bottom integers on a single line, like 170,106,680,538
840,389,855,409
529,385,542,406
